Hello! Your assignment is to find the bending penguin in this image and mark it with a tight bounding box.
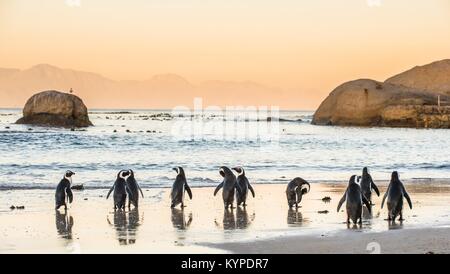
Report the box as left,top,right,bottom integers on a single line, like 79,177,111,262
214,166,241,209
55,170,75,210
126,169,144,209
381,171,413,222
232,167,255,207
107,170,131,210
170,167,193,208
360,167,380,205
285,177,311,209
337,175,372,224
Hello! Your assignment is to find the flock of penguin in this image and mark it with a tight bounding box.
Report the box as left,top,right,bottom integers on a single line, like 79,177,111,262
55,166,413,225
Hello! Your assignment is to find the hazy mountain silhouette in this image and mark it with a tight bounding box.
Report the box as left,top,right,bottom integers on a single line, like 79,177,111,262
0,64,285,109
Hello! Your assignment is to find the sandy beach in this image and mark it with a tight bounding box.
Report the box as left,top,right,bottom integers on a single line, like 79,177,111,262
1,180,449,254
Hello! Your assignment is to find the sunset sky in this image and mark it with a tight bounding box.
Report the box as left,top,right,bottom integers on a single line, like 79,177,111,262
1,0,450,109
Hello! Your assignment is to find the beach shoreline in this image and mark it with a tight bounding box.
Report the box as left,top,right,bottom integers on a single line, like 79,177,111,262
1,181,449,254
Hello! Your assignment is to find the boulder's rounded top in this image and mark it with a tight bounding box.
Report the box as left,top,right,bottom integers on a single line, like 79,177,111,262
16,90,92,128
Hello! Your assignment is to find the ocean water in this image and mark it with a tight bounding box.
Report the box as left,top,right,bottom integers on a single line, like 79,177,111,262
0,108,449,190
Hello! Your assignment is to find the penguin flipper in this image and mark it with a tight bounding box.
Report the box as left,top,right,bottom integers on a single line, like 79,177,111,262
371,177,380,197
402,185,413,209
362,194,372,213
337,191,347,212
138,185,145,198
248,183,255,198
214,182,224,196
106,185,114,199
66,187,73,204
381,185,390,209
185,183,193,200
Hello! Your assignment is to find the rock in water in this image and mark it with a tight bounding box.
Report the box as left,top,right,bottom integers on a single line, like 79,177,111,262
312,60,450,129
16,90,93,128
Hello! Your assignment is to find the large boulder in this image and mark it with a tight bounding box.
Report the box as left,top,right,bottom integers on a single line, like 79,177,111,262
16,90,93,127
312,79,450,128
312,59,450,128
386,59,450,95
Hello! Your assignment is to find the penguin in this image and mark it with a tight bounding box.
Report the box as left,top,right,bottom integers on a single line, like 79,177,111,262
337,175,372,224
381,171,413,222
55,170,75,210
285,177,311,208
232,167,255,207
214,166,241,209
107,170,131,210
170,167,193,208
125,169,144,209
360,167,380,205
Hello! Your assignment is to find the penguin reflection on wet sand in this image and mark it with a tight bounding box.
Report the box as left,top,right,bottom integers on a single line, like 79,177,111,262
55,210,74,240
236,207,255,229
337,175,372,225
107,208,141,245
382,171,413,222
286,177,311,208
107,170,131,210
232,167,255,207
214,166,241,209
287,208,305,226
126,169,144,209
360,167,380,205
171,208,193,230
221,209,237,230
55,170,75,210
170,167,193,208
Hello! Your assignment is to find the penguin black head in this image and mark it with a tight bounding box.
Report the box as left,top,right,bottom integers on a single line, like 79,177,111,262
391,171,399,181
363,167,369,175
118,170,130,179
65,170,75,178
173,167,185,176
219,166,232,178
232,167,245,176
348,175,359,185
128,169,135,178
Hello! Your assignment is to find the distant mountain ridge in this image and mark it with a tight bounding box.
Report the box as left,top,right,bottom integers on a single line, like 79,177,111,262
0,64,284,109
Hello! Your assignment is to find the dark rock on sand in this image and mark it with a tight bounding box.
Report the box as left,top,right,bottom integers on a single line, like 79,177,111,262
313,60,450,129
71,184,84,191
16,90,93,128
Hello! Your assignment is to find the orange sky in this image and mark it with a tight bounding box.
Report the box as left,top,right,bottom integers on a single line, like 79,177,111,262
1,0,450,109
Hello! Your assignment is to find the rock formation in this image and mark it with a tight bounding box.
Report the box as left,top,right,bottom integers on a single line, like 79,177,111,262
16,90,93,127
313,60,450,128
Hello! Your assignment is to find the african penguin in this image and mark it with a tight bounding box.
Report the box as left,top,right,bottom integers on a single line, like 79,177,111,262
214,166,241,209
360,167,380,205
55,170,75,210
381,171,413,222
337,175,372,224
285,177,311,208
107,170,130,210
232,167,255,207
170,167,192,208
126,169,144,209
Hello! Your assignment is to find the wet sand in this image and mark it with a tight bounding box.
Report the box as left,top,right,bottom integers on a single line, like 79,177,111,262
0,181,449,254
